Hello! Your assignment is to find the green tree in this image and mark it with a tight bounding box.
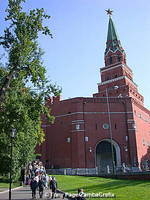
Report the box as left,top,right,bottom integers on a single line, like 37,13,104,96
0,0,61,179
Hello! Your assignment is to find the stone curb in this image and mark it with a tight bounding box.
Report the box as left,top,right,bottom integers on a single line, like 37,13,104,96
0,186,23,194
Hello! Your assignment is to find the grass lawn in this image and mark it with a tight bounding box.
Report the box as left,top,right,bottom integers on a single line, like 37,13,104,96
0,175,20,190
0,182,9,189
0,182,20,191
54,175,150,200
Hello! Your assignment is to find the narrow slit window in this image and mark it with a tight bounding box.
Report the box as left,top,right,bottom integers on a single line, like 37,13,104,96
109,56,112,64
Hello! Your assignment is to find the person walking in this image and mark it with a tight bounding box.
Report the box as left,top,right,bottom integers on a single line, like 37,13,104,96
38,176,45,199
20,167,25,186
49,176,57,199
30,177,38,199
45,173,50,189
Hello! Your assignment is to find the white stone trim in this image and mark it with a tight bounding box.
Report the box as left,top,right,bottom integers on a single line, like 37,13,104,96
100,64,122,72
98,76,126,85
100,64,132,74
72,120,84,124
127,119,134,121
105,48,123,56
97,75,138,87
71,130,85,132
127,119,135,123
55,111,133,118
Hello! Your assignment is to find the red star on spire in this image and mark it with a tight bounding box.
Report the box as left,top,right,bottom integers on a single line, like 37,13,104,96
105,9,113,16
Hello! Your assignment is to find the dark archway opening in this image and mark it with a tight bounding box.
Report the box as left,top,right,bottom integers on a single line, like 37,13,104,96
96,141,116,173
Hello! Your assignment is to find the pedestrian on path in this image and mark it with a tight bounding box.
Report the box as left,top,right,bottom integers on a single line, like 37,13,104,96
45,174,51,188
49,176,57,199
30,177,38,199
38,175,45,199
20,167,25,186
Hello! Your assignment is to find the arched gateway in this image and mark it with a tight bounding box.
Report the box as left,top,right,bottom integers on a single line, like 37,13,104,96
96,139,121,173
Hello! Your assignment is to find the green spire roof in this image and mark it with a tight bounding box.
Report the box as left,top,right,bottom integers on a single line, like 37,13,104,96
105,16,124,55
107,17,119,42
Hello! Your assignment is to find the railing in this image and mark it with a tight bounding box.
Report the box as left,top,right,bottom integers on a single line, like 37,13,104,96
46,167,150,176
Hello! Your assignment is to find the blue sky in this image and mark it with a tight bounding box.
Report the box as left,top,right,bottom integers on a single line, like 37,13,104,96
0,0,150,109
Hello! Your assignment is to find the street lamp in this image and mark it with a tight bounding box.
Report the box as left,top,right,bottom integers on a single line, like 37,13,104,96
106,86,118,174
9,128,16,200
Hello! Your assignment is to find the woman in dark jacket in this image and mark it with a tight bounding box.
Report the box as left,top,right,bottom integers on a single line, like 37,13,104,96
38,177,45,198
30,178,38,199
50,176,57,198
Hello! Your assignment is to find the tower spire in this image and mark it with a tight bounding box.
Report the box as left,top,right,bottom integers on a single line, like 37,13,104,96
104,10,126,66
93,10,144,107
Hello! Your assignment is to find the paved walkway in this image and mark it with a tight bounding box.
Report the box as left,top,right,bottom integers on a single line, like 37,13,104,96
0,186,65,200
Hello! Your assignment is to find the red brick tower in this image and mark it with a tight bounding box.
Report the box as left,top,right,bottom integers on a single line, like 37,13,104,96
94,11,143,106
38,10,150,174
93,10,150,172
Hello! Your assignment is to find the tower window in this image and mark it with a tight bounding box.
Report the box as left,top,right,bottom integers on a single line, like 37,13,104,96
118,56,121,62
95,123,98,130
109,56,112,64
